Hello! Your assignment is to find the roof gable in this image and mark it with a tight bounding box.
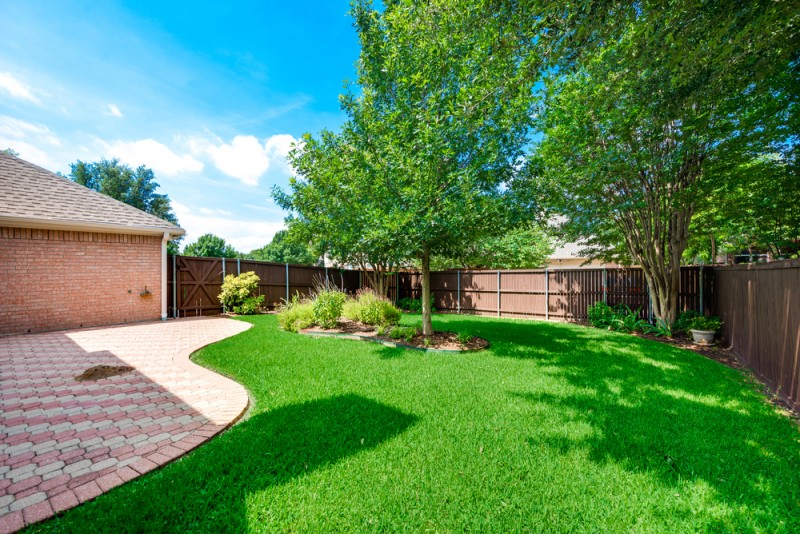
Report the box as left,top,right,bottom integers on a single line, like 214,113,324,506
0,153,184,236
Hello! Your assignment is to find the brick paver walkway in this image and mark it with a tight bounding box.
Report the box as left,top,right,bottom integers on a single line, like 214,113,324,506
0,317,251,532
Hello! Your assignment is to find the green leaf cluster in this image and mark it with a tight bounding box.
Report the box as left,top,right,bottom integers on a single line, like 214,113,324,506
183,233,239,258
218,271,264,315
244,229,318,265
69,158,182,253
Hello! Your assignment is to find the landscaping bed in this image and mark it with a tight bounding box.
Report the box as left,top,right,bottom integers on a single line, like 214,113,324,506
301,319,489,351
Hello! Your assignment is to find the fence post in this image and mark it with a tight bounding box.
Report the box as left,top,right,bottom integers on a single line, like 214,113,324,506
359,270,362,290
221,258,226,313
602,267,608,304
172,254,177,318
497,270,501,317
457,270,461,314
545,269,550,320
396,272,400,304
325,266,329,287
237,257,241,275
699,265,705,314
647,283,654,324
285,263,289,303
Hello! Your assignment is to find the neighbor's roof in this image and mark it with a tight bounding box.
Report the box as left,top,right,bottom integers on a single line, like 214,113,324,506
0,153,185,236
549,241,586,259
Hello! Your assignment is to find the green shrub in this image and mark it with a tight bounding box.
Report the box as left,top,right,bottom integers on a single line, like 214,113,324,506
673,309,702,333
312,286,347,329
642,319,672,337
611,306,648,333
689,315,723,331
342,299,361,322
587,301,647,332
389,326,418,342
218,271,264,315
276,296,315,332
456,331,473,344
587,302,616,329
345,290,401,326
397,296,435,313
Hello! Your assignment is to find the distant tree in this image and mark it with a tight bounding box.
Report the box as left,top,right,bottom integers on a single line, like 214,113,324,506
183,233,238,258
69,158,182,253
246,230,318,265
1,148,19,157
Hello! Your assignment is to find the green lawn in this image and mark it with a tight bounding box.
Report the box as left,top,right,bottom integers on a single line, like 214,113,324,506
34,314,800,532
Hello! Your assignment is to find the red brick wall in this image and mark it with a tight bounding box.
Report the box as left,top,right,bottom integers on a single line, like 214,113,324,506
0,227,163,335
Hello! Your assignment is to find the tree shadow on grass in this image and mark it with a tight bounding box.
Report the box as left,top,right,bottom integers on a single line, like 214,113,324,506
38,394,417,533
438,316,800,529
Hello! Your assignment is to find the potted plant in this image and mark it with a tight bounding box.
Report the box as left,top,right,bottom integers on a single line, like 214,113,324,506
688,315,723,345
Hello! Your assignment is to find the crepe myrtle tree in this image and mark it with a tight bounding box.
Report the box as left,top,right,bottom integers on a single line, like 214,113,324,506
519,0,799,325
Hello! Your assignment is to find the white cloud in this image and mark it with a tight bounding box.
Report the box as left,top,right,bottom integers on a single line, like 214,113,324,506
265,134,296,173
107,103,123,117
0,72,40,104
103,138,203,176
0,116,62,167
173,201,283,253
0,116,61,146
189,133,298,186
0,139,55,168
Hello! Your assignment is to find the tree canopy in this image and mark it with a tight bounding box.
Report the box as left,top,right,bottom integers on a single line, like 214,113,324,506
278,0,538,333
245,230,318,265
517,0,799,323
69,158,182,253
183,233,239,258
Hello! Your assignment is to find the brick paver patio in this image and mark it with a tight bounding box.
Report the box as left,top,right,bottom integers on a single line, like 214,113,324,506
0,317,251,532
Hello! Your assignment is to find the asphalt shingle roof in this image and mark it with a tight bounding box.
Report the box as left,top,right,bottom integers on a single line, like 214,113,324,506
0,153,184,235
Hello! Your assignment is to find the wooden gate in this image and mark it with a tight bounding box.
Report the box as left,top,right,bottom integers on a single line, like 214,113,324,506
169,256,225,317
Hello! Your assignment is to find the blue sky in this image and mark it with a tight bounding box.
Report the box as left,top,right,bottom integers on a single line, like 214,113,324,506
0,0,360,251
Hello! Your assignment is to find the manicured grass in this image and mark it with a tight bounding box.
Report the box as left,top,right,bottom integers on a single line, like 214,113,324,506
33,315,800,532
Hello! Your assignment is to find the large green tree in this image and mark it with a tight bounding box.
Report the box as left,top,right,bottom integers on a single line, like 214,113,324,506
279,0,538,334
245,229,318,265
183,233,238,258
521,0,799,324
69,158,182,253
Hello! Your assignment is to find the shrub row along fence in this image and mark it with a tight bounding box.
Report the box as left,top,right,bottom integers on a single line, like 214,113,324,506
168,255,798,410
168,255,711,321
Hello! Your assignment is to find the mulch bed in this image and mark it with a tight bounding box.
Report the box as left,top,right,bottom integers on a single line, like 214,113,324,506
302,319,489,352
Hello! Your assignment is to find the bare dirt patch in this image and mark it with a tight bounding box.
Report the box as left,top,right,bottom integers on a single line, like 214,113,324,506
75,365,134,381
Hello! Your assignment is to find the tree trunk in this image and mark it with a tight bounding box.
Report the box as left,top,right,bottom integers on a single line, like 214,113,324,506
420,246,434,336
710,233,716,265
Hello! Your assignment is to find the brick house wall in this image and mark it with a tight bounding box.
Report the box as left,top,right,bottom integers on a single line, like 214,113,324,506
0,227,162,335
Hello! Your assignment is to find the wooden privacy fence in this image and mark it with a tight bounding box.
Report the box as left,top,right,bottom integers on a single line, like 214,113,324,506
714,259,800,411
168,256,711,321
400,267,712,321
168,256,399,317
168,254,798,414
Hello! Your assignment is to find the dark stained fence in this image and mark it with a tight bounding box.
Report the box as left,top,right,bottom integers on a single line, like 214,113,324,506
399,266,711,321
714,259,800,411
168,256,395,317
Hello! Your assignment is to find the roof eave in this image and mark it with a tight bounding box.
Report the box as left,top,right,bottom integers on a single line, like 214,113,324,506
0,215,186,237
